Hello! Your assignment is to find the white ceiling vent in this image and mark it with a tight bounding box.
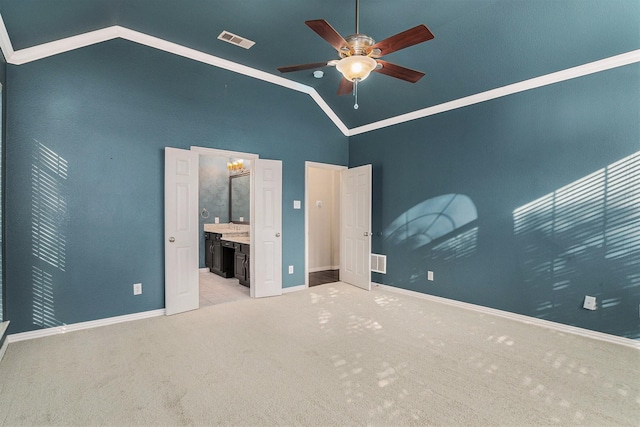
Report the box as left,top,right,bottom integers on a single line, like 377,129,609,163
371,254,387,274
217,31,255,49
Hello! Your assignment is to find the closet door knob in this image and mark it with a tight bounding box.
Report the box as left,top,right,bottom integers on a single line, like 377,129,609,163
275,232,281,237
169,237,175,242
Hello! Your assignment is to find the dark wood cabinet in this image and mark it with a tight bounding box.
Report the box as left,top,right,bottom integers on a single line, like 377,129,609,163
234,243,250,287
212,239,222,272
204,232,213,270
209,233,234,278
206,232,250,286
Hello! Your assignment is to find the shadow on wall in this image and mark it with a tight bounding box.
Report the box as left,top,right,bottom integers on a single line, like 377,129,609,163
383,194,479,286
31,140,68,329
514,151,640,338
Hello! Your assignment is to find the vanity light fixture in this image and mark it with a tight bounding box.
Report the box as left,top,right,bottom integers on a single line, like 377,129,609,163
227,159,247,175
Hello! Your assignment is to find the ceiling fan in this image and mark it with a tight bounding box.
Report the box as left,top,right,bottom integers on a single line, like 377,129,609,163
277,0,434,109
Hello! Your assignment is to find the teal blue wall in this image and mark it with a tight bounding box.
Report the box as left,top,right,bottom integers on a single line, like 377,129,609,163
349,64,640,339
5,39,347,333
3,31,638,340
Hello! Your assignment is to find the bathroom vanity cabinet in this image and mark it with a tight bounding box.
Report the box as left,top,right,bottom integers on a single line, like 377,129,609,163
205,232,213,270
209,232,234,278
234,243,250,287
205,231,250,287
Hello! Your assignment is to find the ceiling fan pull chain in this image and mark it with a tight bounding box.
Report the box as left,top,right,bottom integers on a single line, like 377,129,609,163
353,79,359,109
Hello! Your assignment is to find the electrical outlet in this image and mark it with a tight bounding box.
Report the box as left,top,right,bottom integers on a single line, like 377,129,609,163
288,265,294,274
133,283,142,295
427,271,434,281
583,295,596,310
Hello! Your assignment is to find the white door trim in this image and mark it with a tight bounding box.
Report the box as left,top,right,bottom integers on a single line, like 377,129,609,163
190,146,259,160
304,161,347,288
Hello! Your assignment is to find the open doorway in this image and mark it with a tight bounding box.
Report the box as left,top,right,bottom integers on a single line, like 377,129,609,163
165,147,283,315
305,162,346,288
193,147,258,308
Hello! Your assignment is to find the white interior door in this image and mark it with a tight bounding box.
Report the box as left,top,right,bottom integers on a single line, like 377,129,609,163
340,164,372,290
164,147,199,315
251,159,283,298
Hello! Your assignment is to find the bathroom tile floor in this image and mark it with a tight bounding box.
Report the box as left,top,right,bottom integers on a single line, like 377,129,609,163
199,270,250,308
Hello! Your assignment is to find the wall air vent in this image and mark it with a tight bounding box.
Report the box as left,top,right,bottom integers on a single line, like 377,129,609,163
217,31,255,49
371,254,387,274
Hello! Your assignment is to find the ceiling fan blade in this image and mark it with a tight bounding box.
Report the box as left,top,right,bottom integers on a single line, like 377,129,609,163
305,19,350,53
277,61,331,73
374,60,425,83
369,24,434,57
337,78,354,96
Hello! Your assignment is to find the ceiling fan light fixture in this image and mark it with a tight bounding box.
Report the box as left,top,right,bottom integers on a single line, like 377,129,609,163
336,55,377,82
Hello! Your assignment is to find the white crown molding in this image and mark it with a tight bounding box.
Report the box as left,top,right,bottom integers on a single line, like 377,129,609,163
375,283,640,350
307,90,350,136
116,26,350,136
0,13,14,59
350,49,640,136
0,15,637,138
115,27,307,94
0,17,350,137
8,26,120,65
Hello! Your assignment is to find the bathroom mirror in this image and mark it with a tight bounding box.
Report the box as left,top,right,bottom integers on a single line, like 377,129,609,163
229,172,250,224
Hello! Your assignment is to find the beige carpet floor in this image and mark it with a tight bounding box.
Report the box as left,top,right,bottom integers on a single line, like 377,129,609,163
0,282,638,426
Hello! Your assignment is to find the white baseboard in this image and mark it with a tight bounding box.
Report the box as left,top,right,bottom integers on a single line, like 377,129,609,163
308,266,339,273
0,321,10,365
199,267,209,272
283,284,307,294
7,309,166,343
374,283,640,350
0,321,8,341
0,339,8,365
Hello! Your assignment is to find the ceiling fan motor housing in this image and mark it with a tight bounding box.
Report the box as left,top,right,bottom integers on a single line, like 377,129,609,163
341,34,375,57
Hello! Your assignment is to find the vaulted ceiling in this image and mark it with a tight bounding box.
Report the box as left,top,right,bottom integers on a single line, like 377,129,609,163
0,0,638,134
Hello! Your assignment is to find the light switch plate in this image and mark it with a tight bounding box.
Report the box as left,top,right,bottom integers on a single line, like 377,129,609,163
293,200,301,209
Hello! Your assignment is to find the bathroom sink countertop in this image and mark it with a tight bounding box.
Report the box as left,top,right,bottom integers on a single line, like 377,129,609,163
222,236,250,245
204,223,249,243
204,223,249,235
